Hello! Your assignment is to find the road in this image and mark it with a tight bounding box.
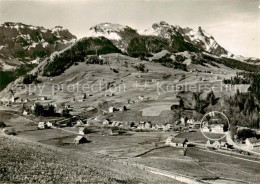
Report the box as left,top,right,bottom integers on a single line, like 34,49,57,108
226,131,260,156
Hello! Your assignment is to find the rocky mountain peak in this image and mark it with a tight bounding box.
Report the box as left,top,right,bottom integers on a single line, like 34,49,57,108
0,22,77,65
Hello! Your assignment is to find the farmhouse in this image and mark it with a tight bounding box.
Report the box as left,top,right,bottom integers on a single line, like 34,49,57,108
46,121,52,128
22,110,29,116
76,120,84,126
245,138,260,150
211,124,224,133
74,136,88,145
165,137,188,148
79,127,85,135
201,126,210,132
193,121,201,129
118,106,127,112
38,122,46,129
40,96,47,101
108,106,115,113
137,121,145,129
163,123,172,131
187,119,195,125
144,122,151,129
206,140,221,149
102,119,110,125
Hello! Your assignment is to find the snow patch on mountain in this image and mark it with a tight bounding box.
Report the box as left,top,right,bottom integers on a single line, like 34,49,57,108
88,23,128,41
138,21,176,39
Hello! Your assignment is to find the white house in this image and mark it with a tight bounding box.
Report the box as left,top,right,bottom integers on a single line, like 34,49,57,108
245,138,260,150
163,123,172,131
201,126,210,132
103,119,110,126
22,110,29,116
211,124,224,133
40,96,47,101
165,136,188,148
108,106,115,113
38,122,46,129
206,140,221,149
180,117,186,125
79,127,85,135
76,120,84,126
187,119,195,125
74,136,87,145
46,121,53,128
31,103,36,111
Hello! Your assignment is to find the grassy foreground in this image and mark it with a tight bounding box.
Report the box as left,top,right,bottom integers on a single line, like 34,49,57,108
0,133,178,184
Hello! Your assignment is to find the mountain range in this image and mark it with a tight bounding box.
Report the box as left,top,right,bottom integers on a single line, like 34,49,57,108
0,22,76,70
0,21,259,91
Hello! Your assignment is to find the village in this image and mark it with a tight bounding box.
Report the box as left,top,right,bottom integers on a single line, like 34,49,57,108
2,92,260,157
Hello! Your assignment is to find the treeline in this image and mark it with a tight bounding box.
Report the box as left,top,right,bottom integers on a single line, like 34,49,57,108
32,103,70,117
202,54,260,73
43,37,121,76
223,75,250,85
0,64,35,91
152,53,187,71
126,33,199,58
227,73,260,128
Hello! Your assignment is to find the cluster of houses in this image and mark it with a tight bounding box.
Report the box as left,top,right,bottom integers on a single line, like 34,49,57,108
108,106,127,113
38,121,53,129
102,119,172,131
245,138,260,150
165,135,231,150
175,117,225,133
165,136,188,148
201,124,224,133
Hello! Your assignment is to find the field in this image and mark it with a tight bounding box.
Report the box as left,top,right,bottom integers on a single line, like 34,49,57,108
129,146,260,183
0,133,179,184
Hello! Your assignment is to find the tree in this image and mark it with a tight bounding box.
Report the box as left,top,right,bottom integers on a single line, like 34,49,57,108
237,129,256,140
34,103,44,116
206,91,216,105
0,122,6,128
62,109,70,117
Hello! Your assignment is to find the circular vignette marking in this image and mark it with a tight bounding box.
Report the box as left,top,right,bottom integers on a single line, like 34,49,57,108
200,111,230,141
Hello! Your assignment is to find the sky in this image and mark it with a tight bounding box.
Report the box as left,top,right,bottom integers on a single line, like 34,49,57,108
0,0,259,58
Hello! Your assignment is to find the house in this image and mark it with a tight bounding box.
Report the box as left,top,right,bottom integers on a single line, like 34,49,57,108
10,95,15,103
76,120,84,126
201,126,210,132
206,140,221,149
103,119,110,126
153,124,164,131
118,106,127,112
187,119,195,125
137,121,146,129
40,96,47,101
79,127,85,135
22,110,29,116
108,106,115,113
220,142,229,148
144,122,151,129
193,121,201,129
74,136,88,145
38,122,46,129
31,104,36,111
211,124,224,133
46,121,53,128
163,123,172,131
165,136,188,148
245,138,260,150
180,117,186,125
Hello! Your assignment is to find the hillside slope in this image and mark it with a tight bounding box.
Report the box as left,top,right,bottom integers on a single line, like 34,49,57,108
0,134,176,183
